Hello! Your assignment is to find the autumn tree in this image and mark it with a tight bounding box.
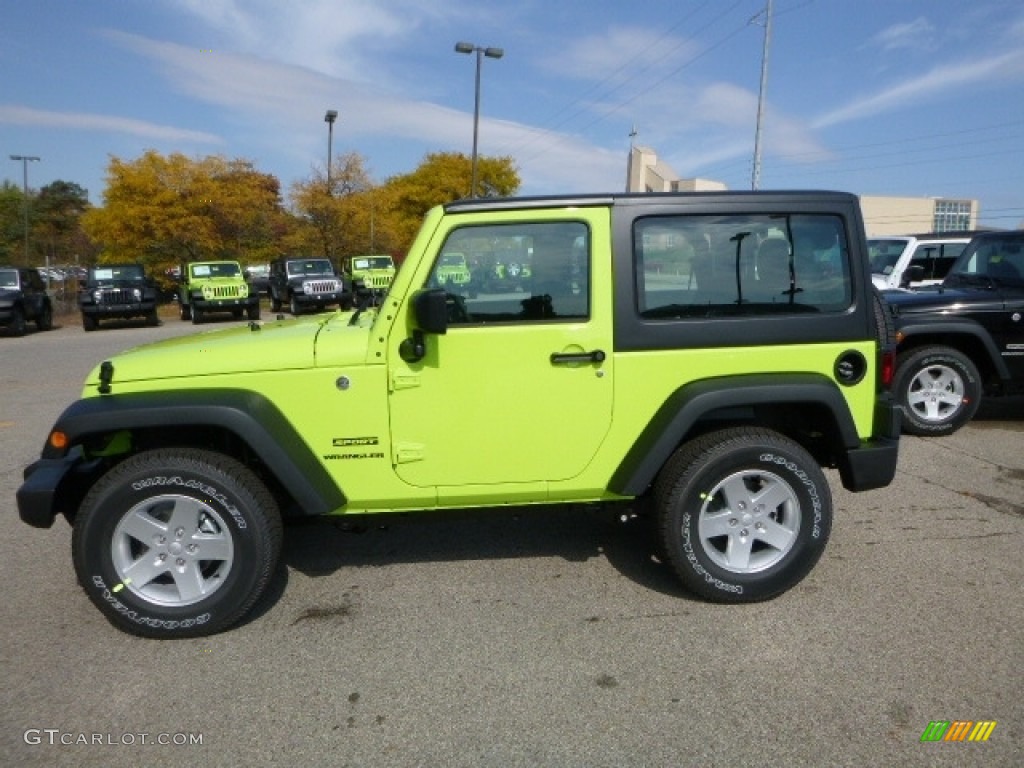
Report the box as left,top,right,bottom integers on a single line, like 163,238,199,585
380,152,520,254
82,150,286,280
286,152,382,264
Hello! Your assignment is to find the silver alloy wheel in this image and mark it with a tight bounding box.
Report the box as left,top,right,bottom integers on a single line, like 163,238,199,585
696,469,800,573
110,494,234,607
905,363,965,423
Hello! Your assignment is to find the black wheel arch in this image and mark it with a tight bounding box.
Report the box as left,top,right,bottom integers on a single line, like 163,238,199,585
41,389,347,519
608,373,863,497
896,318,1009,385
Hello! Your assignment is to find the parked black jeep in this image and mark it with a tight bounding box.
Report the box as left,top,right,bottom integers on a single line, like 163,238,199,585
883,229,1024,435
78,263,159,331
0,266,53,336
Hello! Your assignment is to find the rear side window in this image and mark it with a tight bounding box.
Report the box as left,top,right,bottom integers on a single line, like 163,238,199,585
634,213,852,318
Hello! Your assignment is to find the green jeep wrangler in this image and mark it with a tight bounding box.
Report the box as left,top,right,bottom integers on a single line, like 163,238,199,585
344,254,397,296
17,192,900,638
178,260,260,324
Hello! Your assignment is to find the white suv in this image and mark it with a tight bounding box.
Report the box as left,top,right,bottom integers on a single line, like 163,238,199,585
868,233,972,290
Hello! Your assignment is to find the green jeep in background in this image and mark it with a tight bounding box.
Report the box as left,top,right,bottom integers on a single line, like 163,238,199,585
344,254,396,296
17,191,900,638
178,260,260,324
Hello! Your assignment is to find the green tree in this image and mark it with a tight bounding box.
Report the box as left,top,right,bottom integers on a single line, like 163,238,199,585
33,181,96,269
0,181,26,263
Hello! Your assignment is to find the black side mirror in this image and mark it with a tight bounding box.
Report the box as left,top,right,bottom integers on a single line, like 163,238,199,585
901,264,925,287
400,289,448,363
412,288,448,335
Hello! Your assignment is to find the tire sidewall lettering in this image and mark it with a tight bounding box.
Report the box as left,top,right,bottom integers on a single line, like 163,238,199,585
90,575,212,630
129,475,248,529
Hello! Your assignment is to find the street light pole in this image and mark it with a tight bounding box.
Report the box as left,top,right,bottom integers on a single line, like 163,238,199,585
9,154,41,265
324,110,338,195
454,41,503,198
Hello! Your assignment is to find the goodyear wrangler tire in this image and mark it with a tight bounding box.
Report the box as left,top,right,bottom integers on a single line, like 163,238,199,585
894,345,981,436
654,427,832,603
72,448,282,638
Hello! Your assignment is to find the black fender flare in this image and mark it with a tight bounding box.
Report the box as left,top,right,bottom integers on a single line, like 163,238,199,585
607,373,860,497
895,316,1011,380
42,389,346,516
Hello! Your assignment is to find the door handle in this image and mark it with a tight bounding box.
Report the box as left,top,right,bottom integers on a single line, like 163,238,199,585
550,349,606,365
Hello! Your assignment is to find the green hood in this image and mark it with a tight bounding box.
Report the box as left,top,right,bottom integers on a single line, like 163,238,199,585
83,313,373,391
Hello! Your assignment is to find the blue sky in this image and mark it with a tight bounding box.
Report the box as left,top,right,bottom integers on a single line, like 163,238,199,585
2,0,1022,227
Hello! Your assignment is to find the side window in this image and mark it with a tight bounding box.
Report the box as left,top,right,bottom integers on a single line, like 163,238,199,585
635,213,852,318
910,243,964,282
428,220,590,324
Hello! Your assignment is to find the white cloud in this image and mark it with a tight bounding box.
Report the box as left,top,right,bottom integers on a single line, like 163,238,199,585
538,26,699,83
814,48,1024,128
870,17,936,52
0,104,222,144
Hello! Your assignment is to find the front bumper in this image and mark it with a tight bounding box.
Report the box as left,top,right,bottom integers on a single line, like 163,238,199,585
193,295,260,311
81,302,156,318
17,448,93,529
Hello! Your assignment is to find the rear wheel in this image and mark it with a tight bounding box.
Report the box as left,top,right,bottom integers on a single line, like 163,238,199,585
894,345,981,436
36,302,53,331
72,448,282,638
146,308,159,326
654,427,832,602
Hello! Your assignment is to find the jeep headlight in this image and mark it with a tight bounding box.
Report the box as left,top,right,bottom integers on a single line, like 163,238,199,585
132,288,142,301
92,289,103,303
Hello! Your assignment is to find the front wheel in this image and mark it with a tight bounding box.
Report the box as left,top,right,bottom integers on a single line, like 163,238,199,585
72,448,282,638
247,303,260,321
654,427,832,602
894,346,981,436
179,302,192,321
289,294,301,316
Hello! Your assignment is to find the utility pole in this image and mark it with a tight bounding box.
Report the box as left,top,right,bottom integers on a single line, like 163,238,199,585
9,154,41,264
751,0,773,190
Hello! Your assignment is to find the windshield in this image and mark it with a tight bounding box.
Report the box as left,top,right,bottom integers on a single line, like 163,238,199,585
191,262,241,278
948,235,1024,285
353,256,393,270
287,259,334,276
0,269,17,288
439,253,466,267
867,239,909,275
90,265,145,282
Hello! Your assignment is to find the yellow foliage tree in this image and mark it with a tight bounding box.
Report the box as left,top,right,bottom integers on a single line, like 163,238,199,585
82,150,287,284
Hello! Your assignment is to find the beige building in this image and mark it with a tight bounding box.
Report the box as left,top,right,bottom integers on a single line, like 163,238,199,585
626,146,726,193
626,145,979,235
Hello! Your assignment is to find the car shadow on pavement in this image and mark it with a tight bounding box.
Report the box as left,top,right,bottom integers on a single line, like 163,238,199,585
971,394,1024,430
274,504,691,600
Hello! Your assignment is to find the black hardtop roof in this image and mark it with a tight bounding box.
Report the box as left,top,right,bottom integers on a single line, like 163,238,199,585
968,229,1024,242
445,190,858,214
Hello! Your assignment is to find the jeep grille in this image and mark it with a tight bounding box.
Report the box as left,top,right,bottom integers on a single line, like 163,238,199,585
97,288,137,305
366,275,391,288
303,279,341,295
205,285,244,299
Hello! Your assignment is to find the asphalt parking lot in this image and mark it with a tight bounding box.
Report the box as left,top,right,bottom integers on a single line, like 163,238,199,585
1,315,1021,767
